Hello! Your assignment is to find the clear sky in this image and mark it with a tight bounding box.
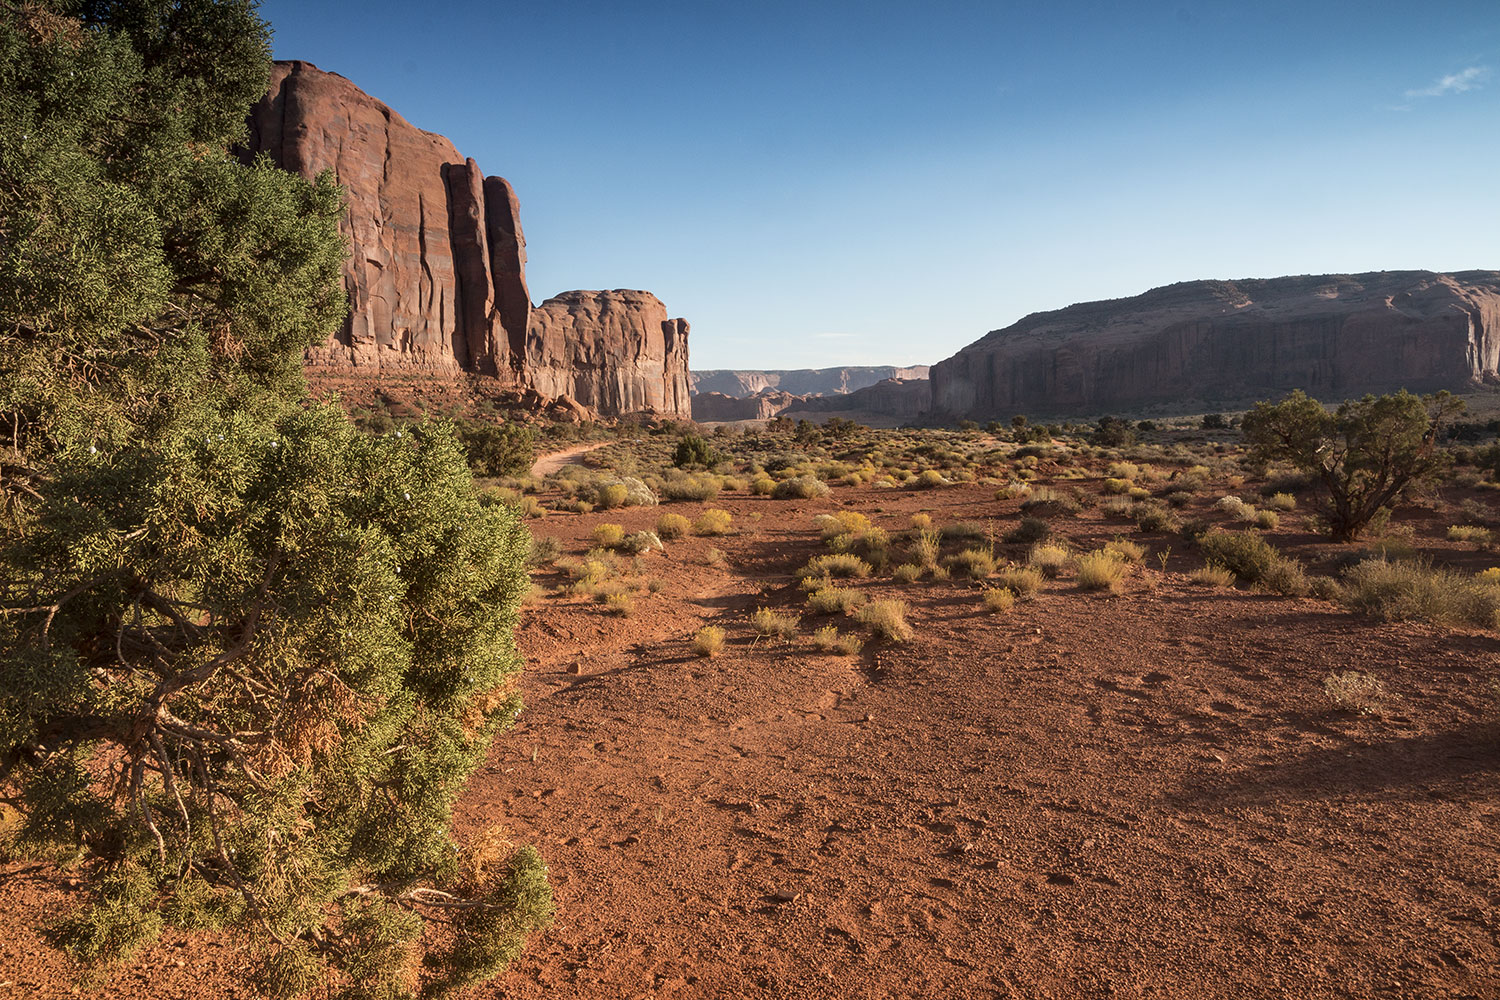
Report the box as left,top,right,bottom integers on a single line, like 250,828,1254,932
257,1,1500,371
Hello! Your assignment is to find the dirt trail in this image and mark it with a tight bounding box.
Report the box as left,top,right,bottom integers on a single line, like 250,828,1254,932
530,441,610,477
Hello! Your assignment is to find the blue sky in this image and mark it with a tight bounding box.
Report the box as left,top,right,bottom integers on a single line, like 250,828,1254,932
258,1,1500,370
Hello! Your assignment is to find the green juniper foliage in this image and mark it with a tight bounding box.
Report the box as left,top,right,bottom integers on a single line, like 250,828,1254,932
1240,389,1463,542
0,3,551,996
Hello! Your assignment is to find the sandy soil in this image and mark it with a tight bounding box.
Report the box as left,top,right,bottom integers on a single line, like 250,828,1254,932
4,481,1498,999
531,442,611,477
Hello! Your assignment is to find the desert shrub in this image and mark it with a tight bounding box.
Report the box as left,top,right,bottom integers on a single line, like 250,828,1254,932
750,476,777,496
605,592,635,616
1020,488,1081,517
693,626,727,657
912,469,949,489
1195,530,1308,595
1189,562,1236,587
592,523,627,549
892,563,924,583
816,511,871,538
595,482,630,510
857,600,913,641
1100,497,1136,518
799,553,874,579
1075,550,1130,592
806,587,870,615
1215,495,1258,522
911,512,933,530
751,608,800,640
994,565,1044,597
1340,558,1500,627
1027,543,1071,578
1449,525,1493,546
1265,492,1297,511
1479,567,1500,585
1102,477,1133,495
660,474,721,502
1127,487,1152,501
595,476,658,508
1164,490,1195,508
1253,509,1281,530
946,547,997,580
982,587,1016,613
1135,505,1181,533
694,509,735,536
1323,671,1389,715
773,475,831,500
674,434,723,468
704,547,728,568
458,420,538,477
1107,462,1141,480
527,535,563,567
655,512,691,539
1004,517,1052,545
910,527,943,568
812,626,864,656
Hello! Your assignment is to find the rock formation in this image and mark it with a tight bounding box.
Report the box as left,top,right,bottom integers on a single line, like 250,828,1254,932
930,271,1500,419
690,390,803,422
796,378,933,422
243,61,690,417
690,366,929,398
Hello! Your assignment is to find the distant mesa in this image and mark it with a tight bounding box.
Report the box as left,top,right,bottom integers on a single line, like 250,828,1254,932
690,366,929,399
243,61,690,418
930,271,1500,419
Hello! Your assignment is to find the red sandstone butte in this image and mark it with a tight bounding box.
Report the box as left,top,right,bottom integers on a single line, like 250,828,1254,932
244,61,690,418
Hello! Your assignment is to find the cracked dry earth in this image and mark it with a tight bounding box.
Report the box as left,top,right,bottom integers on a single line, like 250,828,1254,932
4,482,1499,999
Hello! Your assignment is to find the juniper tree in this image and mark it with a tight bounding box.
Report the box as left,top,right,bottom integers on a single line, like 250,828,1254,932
1240,389,1464,542
0,3,551,996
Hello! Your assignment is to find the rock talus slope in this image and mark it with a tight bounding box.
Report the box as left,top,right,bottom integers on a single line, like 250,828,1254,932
244,61,690,417
930,271,1500,419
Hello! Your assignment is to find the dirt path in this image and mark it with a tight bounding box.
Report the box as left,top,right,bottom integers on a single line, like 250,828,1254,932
530,441,610,477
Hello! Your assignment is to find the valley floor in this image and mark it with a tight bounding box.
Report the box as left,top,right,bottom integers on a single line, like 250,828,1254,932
4,482,1498,999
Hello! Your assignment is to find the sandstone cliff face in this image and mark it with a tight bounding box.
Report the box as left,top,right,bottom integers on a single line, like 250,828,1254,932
691,366,929,398
797,378,932,422
931,271,1500,419
244,61,690,417
690,390,803,422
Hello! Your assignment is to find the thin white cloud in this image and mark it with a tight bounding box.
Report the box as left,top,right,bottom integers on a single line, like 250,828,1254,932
1405,66,1488,99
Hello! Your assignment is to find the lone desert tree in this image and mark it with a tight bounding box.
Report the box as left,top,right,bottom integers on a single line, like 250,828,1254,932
1240,389,1463,543
0,3,550,996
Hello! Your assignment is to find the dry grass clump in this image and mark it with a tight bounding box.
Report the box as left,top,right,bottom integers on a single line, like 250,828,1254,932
1106,461,1140,480
1027,543,1070,578
945,547,996,580
1265,492,1297,511
940,521,988,543
815,511,870,538
812,625,864,656
751,607,799,640
806,586,869,615
910,512,933,530
1448,525,1493,546
1074,550,1131,592
891,563,924,583
799,553,874,580
655,511,691,539
856,599,913,641
994,565,1043,598
1102,538,1146,563
660,473,721,502
693,625,726,657
1340,558,1500,628
772,475,830,500
1322,670,1388,715
1214,495,1258,522
1102,477,1133,495
911,469,949,489
604,592,635,616
1188,562,1236,587
1253,509,1280,530
526,534,562,567
693,508,734,536
910,527,943,570
981,587,1016,613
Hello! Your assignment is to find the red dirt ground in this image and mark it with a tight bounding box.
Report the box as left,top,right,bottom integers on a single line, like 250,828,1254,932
4,481,1499,999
